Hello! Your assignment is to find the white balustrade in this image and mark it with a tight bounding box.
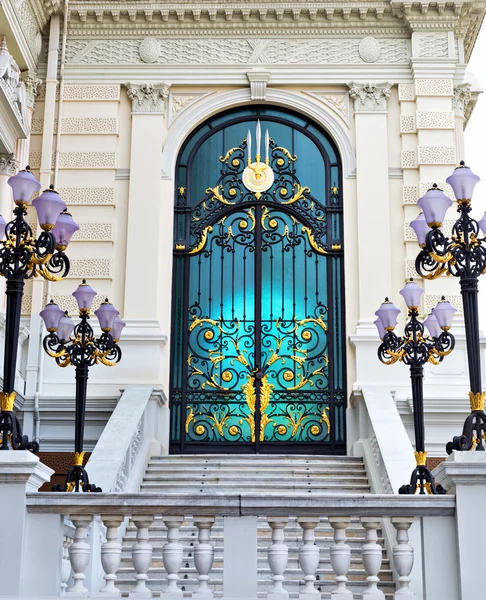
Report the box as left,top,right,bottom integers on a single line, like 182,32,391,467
61,536,73,593
67,516,92,597
162,516,185,598
99,515,123,597
267,518,289,600
360,518,385,600
329,517,352,600
297,517,320,599
193,516,215,598
129,517,154,598
391,518,416,599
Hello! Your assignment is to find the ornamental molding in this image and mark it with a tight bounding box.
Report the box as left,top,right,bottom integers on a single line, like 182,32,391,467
453,83,472,118
303,91,349,124
0,154,19,176
125,82,171,114
348,82,392,113
168,92,214,126
247,69,271,100
20,71,42,109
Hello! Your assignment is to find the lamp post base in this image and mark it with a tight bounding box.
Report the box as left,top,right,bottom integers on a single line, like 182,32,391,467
0,410,39,452
53,464,102,493
399,465,447,495
446,410,486,453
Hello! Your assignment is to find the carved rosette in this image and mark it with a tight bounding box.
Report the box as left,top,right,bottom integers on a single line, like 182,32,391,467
20,71,42,109
453,83,472,118
348,82,392,113
358,37,381,63
0,154,19,176
125,82,171,114
139,37,160,63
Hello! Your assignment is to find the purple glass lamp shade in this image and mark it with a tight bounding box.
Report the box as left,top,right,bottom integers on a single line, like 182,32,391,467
7,167,41,205
52,210,79,249
477,212,486,236
94,299,119,332
374,318,385,340
32,185,67,231
446,161,481,201
432,297,457,330
423,313,442,339
399,278,424,309
40,300,65,332
72,279,97,311
375,298,401,331
56,312,75,341
111,317,126,341
0,214,6,240
409,212,429,246
417,184,452,228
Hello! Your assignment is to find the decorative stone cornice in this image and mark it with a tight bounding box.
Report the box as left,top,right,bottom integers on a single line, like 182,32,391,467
453,83,472,118
0,154,19,176
348,82,392,113
124,83,171,114
20,71,42,109
247,69,271,101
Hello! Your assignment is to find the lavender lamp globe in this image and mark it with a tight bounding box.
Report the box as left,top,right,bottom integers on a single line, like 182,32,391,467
52,210,79,250
7,167,41,204
374,318,385,340
72,280,97,311
432,297,457,330
417,184,452,228
32,186,67,231
94,299,119,332
477,212,486,236
0,214,6,240
399,278,424,309
423,313,442,339
409,212,429,246
375,298,401,331
112,317,126,341
40,300,65,332
446,161,481,200
57,313,75,341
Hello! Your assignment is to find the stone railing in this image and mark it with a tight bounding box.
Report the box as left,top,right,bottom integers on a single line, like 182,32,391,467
25,492,457,599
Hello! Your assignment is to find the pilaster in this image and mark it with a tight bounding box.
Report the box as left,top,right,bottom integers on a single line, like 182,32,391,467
124,82,170,320
452,84,471,162
348,82,392,332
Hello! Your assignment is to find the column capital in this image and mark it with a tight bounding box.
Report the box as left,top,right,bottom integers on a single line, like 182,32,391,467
348,82,393,113
125,82,171,114
0,153,19,176
453,83,472,118
20,71,42,109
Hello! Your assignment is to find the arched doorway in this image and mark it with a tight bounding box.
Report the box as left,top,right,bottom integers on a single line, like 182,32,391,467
170,107,345,454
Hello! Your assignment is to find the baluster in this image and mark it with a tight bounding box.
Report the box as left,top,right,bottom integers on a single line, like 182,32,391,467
328,517,352,599
67,515,92,596
267,518,289,600
391,518,416,598
61,536,73,593
297,517,320,599
129,517,154,598
360,518,385,600
161,516,185,598
193,516,215,598
99,515,124,596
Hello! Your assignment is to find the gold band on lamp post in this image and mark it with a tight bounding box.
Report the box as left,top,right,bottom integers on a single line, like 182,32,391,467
469,391,485,412
0,391,16,412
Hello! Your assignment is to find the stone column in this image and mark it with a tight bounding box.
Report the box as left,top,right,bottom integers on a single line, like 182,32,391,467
434,451,486,599
19,71,42,168
123,82,170,320
348,82,392,332
453,84,471,163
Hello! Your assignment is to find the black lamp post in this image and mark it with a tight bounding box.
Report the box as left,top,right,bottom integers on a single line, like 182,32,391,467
0,167,78,451
41,280,125,492
411,162,486,453
375,280,456,494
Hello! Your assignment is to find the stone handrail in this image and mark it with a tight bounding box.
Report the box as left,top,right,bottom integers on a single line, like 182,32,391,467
25,492,456,598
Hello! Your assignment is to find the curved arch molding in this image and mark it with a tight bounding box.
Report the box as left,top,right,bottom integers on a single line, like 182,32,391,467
162,88,356,180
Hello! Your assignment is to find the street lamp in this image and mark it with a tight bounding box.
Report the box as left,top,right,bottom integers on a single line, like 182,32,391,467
412,161,486,452
0,167,78,451
375,280,456,494
41,280,125,492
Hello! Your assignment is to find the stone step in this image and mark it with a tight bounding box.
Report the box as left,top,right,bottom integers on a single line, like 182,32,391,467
140,483,370,493
149,456,362,465
142,474,369,485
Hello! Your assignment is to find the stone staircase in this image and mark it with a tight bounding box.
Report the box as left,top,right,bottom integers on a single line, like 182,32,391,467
117,455,395,598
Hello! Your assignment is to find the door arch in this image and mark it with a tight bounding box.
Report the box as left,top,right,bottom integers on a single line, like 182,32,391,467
170,106,346,454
